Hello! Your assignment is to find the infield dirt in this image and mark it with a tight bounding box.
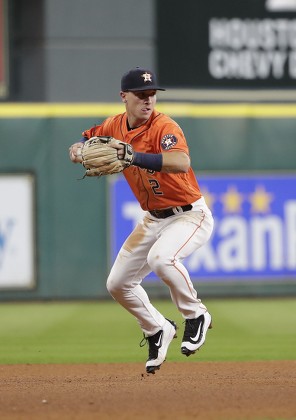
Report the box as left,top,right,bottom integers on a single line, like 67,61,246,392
0,361,295,420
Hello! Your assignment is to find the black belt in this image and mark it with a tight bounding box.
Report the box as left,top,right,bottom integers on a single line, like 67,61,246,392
149,204,192,219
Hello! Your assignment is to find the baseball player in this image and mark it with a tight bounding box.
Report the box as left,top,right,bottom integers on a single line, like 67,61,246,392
69,67,214,374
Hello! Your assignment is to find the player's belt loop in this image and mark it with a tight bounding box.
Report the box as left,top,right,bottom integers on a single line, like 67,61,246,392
172,206,183,215
149,204,192,219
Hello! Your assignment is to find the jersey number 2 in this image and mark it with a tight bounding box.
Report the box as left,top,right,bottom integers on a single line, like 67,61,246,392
149,179,163,195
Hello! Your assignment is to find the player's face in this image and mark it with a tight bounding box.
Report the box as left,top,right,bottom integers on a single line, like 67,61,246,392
121,90,157,125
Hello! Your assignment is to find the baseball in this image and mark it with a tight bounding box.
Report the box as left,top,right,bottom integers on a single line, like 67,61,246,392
76,147,82,157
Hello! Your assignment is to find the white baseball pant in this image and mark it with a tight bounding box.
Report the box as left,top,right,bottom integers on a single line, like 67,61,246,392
106,197,214,336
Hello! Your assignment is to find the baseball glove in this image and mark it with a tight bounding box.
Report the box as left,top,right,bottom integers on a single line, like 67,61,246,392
81,136,133,177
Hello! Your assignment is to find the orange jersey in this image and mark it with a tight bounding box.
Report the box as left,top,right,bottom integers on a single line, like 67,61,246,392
82,110,202,211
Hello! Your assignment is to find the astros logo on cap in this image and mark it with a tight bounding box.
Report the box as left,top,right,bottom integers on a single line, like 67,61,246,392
142,72,152,83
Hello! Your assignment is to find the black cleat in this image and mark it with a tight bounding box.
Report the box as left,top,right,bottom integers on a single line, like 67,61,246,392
181,312,212,357
142,319,177,374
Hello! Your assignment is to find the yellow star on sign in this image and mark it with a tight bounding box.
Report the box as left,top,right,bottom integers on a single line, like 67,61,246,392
249,185,274,213
220,185,244,213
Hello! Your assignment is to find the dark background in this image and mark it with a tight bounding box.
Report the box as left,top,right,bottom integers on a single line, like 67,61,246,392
156,0,296,89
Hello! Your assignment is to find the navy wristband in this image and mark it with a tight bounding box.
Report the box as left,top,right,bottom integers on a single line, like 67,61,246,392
132,152,163,172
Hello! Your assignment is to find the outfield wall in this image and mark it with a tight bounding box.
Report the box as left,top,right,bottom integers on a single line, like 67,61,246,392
0,103,296,300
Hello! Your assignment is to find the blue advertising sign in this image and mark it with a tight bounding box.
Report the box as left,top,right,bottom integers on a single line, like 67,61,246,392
109,173,296,282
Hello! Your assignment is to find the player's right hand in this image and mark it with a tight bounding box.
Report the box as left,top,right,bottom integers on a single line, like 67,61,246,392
69,142,83,163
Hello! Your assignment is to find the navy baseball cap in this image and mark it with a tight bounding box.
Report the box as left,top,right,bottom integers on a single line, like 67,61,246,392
121,67,165,92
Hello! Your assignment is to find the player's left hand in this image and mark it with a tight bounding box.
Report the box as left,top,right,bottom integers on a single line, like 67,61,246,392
81,136,134,177
108,137,134,161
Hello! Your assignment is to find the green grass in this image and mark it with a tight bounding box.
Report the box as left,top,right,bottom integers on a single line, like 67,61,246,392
0,298,295,364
